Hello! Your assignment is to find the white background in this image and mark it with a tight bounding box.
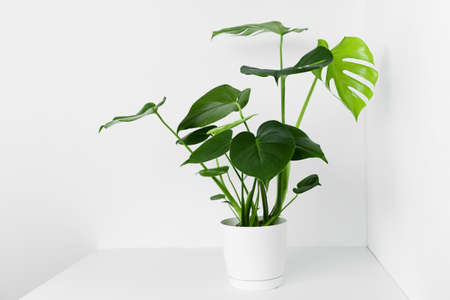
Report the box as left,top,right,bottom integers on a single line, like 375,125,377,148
1,0,449,299
365,1,450,300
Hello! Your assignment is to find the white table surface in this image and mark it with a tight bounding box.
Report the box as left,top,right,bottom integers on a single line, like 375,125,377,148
23,247,408,300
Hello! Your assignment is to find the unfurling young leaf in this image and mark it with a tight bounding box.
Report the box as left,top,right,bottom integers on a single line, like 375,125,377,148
210,194,226,200
293,174,321,194
212,21,307,39
182,130,232,165
177,85,250,132
99,97,166,132
199,166,229,177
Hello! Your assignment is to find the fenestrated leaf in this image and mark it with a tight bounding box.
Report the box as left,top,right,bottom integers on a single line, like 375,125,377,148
177,85,251,132
230,121,295,182
177,125,217,145
212,21,307,38
182,130,232,165
210,194,226,200
313,37,379,120
293,174,321,194
199,166,229,177
99,97,166,132
284,125,328,163
240,46,333,83
207,114,257,136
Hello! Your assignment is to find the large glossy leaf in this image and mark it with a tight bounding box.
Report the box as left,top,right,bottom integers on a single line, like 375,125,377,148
198,166,229,177
182,130,232,165
313,37,378,120
240,46,333,83
207,114,256,136
293,174,321,194
212,21,307,39
99,97,166,132
177,125,217,146
177,85,250,132
230,121,295,182
284,125,328,163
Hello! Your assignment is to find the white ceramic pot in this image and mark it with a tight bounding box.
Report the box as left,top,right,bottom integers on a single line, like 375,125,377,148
221,217,287,290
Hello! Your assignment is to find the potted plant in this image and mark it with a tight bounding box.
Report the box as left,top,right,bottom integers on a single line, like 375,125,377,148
99,21,378,290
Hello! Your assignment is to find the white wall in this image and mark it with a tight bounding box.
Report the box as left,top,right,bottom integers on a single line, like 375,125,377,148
1,0,369,298
366,1,450,300
90,0,369,249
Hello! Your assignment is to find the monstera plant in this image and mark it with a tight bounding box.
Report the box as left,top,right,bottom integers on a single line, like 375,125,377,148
99,21,378,226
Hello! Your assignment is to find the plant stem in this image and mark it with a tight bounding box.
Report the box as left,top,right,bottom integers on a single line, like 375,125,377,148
296,77,318,128
273,33,289,225
264,194,298,226
279,35,286,124
259,181,269,223
226,172,241,202
225,153,248,194
216,158,225,185
236,103,250,132
155,112,241,215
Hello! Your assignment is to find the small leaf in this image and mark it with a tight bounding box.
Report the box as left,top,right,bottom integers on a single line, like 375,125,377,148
182,130,232,165
207,114,257,136
284,125,328,163
293,174,321,194
313,37,379,120
99,97,166,132
199,166,229,177
177,125,217,145
177,85,251,132
240,46,333,83
230,121,295,182
212,21,307,38
210,194,226,200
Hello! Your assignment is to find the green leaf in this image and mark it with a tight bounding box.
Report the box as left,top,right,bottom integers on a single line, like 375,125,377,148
240,46,333,83
212,21,307,38
198,166,229,177
230,121,295,182
177,85,250,132
313,37,379,120
210,194,226,200
182,130,232,165
207,114,257,136
284,125,328,163
99,97,166,132
293,174,321,194
177,125,217,145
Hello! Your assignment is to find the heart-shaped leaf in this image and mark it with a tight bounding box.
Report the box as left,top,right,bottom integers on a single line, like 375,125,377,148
210,194,226,200
182,130,232,165
313,37,378,120
177,85,250,132
284,125,328,163
212,21,307,39
198,166,229,177
207,114,256,136
230,121,295,182
240,46,333,83
99,97,166,132
293,174,321,194
177,125,217,146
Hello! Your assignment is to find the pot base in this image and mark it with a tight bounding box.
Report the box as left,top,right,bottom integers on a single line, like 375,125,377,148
228,276,284,290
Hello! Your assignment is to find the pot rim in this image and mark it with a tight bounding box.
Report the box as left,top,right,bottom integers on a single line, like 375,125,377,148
220,217,287,228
